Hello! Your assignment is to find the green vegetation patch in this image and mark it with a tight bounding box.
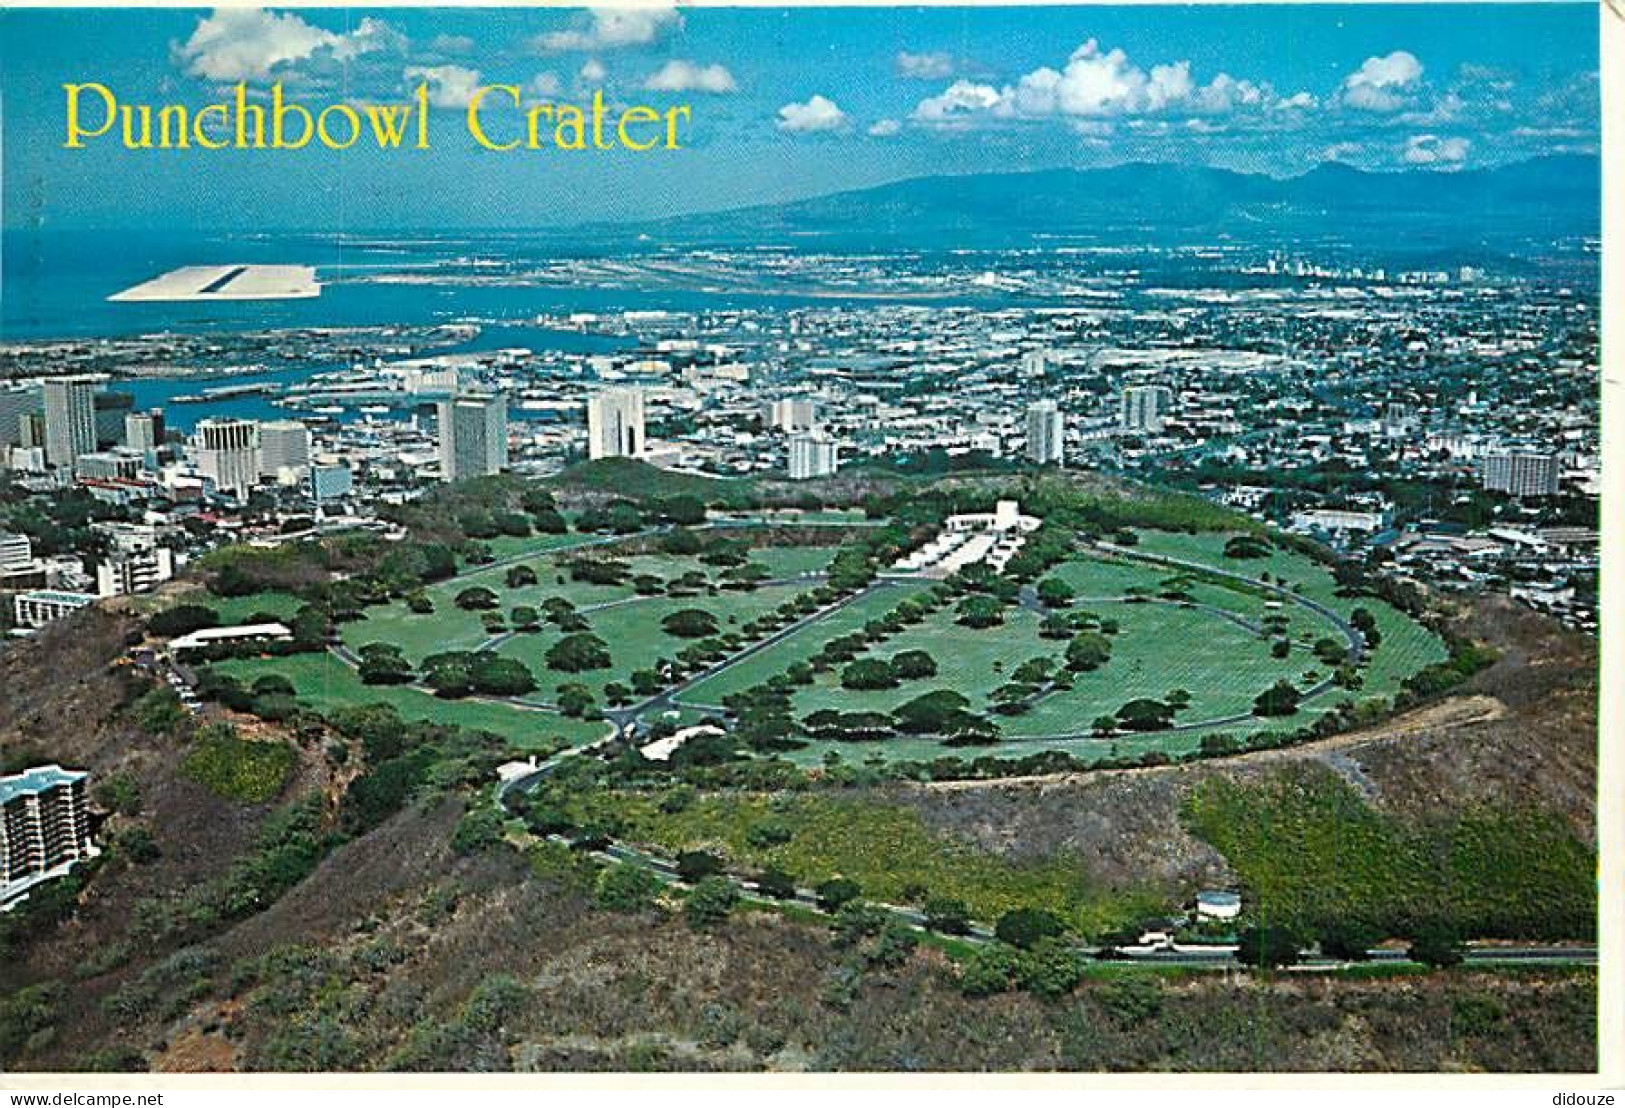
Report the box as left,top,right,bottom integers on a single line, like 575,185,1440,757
181,725,297,804
557,788,1167,936
1181,765,1594,942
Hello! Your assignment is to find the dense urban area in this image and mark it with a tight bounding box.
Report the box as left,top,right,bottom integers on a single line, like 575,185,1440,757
0,240,1599,1073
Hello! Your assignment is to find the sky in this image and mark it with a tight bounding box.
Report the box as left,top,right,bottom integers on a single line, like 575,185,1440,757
0,4,1600,231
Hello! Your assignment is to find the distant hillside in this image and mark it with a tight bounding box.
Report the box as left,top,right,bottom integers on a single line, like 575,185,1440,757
625,155,1599,251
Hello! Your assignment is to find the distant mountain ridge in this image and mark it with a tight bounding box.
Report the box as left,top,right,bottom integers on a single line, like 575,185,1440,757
628,154,1599,250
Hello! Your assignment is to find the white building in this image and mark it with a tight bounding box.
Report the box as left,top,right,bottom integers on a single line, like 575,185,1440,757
787,431,838,480
586,387,645,460
12,590,96,630
310,463,354,502
74,450,144,482
168,622,292,656
124,410,164,456
258,420,312,484
97,546,175,598
1120,385,1174,433
437,393,508,481
0,384,41,449
41,376,103,470
0,532,31,573
1025,400,1064,465
764,398,817,433
1,765,98,910
893,500,1042,577
1482,450,1560,498
195,418,261,497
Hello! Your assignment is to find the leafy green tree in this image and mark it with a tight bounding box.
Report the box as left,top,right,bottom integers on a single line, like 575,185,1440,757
1319,921,1381,961
545,633,612,672
148,603,220,638
662,608,721,639
891,649,938,680
556,684,596,718
1115,698,1175,731
1237,926,1301,969
1252,680,1303,717
1408,925,1465,968
867,920,920,968
955,594,1005,629
815,877,861,912
504,564,538,589
451,808,506,856
923,895,972,935
357,643,414,686
995,907,1065,949
685,877,739,929
1035,577,1076,608
1065,632,1112,672
676,850,724,883
752,868,799,900
596,863,665,911
1014,937,1085,998
454,587,499,611
841,658,899,690
955,943,1019,996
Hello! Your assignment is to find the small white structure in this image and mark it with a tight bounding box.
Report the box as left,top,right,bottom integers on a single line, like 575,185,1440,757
639,723,723,763
1196,890,1242,920
891,500,1041,577
168,622,292,656
496,756,541,783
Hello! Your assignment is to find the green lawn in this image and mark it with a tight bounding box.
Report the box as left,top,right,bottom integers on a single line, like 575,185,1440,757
205,591,307,625
214,652,606,753
674,582,933,707
1127,530,1448,699
495,581,821,705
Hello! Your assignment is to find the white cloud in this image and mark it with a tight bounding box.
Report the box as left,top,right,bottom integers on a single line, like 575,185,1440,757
910,40,1298,127
1321,141,1363,162
530,5,680,53
529,72,563,98
867,118,902,137
1402,133,1470,166
428,33,475,56
644,60,737,94
896,51,955,80
580,58,607,83
913,80,1003,125
404,64,484,110
174,8,402,82
777,95,848,133
1340,51,1424,112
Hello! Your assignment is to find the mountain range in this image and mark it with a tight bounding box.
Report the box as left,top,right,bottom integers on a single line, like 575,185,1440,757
622,154,1600,253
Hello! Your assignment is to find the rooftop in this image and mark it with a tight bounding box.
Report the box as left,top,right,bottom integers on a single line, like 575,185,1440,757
0,764,86,807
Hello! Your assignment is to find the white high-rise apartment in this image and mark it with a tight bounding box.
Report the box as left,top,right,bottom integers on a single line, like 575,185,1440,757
437,394,508,481
1482,451,1560,498
124,410,164,456
765,398,818,433
1120,385,1174,433
1025,400,1064,465
788,431,838,480
587,387,645,460
259,420,312,483
42,376,103,470
1,765,98,909
195,418,261,497
0,385,41,449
